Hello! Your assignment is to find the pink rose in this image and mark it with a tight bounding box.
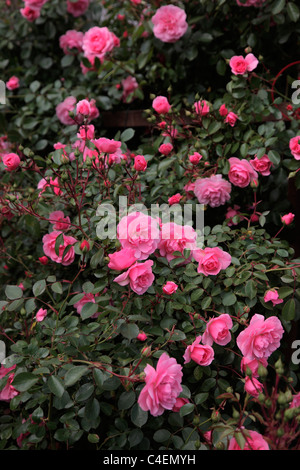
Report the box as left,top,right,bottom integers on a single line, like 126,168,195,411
236,0,267,6
229,53,258,75
228,157,258,188
202,314,233,346
250,154,273,176
225,111,238,127
159,143,173,155
244,376,264,397
24,0,48,8
77,124,95,140
194,100,210,116
66,0,89,17
264,289,283,306
0,365,19,402
59,30,84,54
49,211,70,231
281,212,295,225
56,96,78,126
121,75,138,103
194,174,231,208
162,281,178,295
226,205,244,226
35,308,47,322
228,430,269,450
172,397,189,412
219,104,228,116
76,99,91,116
193,247,231,276
158,222,197,263
108,247,137,271
37,177,62,197
189,152,202,165
42,231,77,266
168,193,182,205
74,292,100,318
2,152,20,171
138,352,183,416
183,336,214,366
289,136,300,160
137,332,147,341
39,256,49,265
290,392,300,409
92,137,121,154
240,357,268,377
20,5,40,21
113,260,155,295
117,211,160,261
134,155,147,171
237,314,284,360
6,76,19,91
151,5,188,43
152,96,171,114
82,26,117,62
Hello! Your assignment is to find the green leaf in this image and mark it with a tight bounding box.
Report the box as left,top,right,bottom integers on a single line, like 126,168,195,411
222,292,237,306
287,2,300,22
12,372,39,392
118,391,136,410
5,285,23,300
120,323,139,340
131,403,148,428
121,128,135,142
47,375,65,398
64,366,89,387
55,232,64,256
272,0,285,15
282,298,295,321
153,429,171,443
80,302,99,320
33,279,46,297
179,403,195,417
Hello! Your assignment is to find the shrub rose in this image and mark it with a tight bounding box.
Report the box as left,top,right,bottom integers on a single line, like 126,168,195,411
172,397,189,412
264,289,283,306
225,205,244,226
108,247,137,271
0,365,19,402
168,193,182,205
66,0,89,17
152,96,171,114
219,104,228,116
237,314,284,360
162,281,178,295
183,336,214,366
193,246,231,276
189,152,202,164
289,136,300,160
229,53,258,75
42,231,77,266
35,308,47,322
194,99,210,116
2,152,20,171
151,5,188,43
49,211,70,231
236,0,267,6
134,155,147,171
159,143,173,155
228,430,269,450
225,111,238,127
240,357,268,376
202,314,233,346
281,213,295,225
117,211,160,261
228,157,258,188
138,352,183,416
56,96,77,126
59,30,84,54
74,292,100,319
250,154,273,176
82,26,118,62
92,137,121,154
244,376,264,397
194,174,232,208
113,260,155,295
121,76,138,102
6,76,19,90
158,222,197,263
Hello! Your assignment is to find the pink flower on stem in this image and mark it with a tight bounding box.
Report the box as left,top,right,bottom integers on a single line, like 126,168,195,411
194,174,231,208
162,281,178,295
193,247,231,276
42,231,77,266
134,155,147,171
2,153,20,171
228,157,258,188
92,137,121,154
281,213,295,225
137,332,147,341
113,260,155,295
228,430,269,450
264,289,283,306
183,336,214,366
189,152,202,165
229,53,259,75
168,193,182,205
244,376,264,397
225,111,238,127
202,314,233,346
66,0,89,17
35,308,47,322
74,292,100,318
159,143,173,155
158,222,197,263
6,76,19,90
219,104,228,116
0,365,19,402
172,397,189,412
151,5,188,43
59,30,84,55
108,247,137,271
152,96,171,114
194,100,210,116
289,136,300,160
250,154,273,176
49,211,70,231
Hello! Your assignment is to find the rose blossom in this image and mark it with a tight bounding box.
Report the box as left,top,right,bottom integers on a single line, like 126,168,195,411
42,231,77,266
264,289,283,306
0,365,19,402
35,308,47,322
6,76,19,91
229,53,258,75
2,153,20,171
240,357,268,377
244,376,264,397
37,177,62,196
39,256,48,265
56,96,77,126
137,332,147,341
228,157,258,188
290,392,300,409
24,0,48,8
108,247,137,271
189,152,202,165
113,260,155,295
49,211,70,231
226,205,244,226
59,30,84,54
194,174,231,208
250,154,273,176
194,100,210,116
77,124,95,140
121,75,138,103
219,104,228,116
172,397,189,412
151,5,188,43
76,99,91,117
183,336,214,366
152,96,171,114
193,247,231,276
138,352,183,416
92,137,121,154
228,430,269,450
74,292,100,318
202,314,233,346
237,314,284,361
117,211,160,261
20,5,40,21
162,281,178,295
159,143,173,155
281,213,295,225
168,193,182,205
289,136,300,160
225,111,238,127
82,26,118,62
236,0,267,6
158,222,197,263
66,0,89,17
134,155,147,171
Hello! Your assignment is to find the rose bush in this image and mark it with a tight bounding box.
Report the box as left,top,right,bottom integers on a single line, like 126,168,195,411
0,0,300,453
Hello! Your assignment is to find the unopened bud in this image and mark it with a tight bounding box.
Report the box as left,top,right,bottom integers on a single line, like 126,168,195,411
216,441,225,450
258,365,268,378
80,240,90,253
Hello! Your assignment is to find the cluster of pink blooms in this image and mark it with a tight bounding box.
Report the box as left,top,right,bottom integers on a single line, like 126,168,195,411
108,211,231,296
20,0,89,21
